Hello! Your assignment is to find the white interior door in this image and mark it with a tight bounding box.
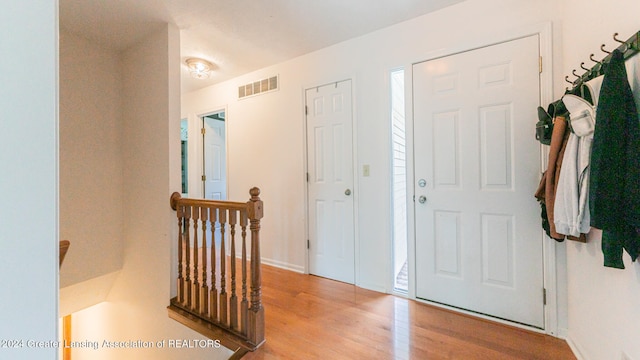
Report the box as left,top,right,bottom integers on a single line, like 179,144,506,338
306,80,355,284
203,115,226,200
413,35,544,328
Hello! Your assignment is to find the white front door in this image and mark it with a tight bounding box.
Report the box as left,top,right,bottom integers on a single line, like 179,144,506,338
413,35,544,327
306,80,355,284
203,114,226,200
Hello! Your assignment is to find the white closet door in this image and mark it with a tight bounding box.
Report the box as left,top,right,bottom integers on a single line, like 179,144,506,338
306,80,355,284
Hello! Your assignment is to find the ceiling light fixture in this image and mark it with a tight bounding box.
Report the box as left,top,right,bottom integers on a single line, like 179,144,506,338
186,58,213,79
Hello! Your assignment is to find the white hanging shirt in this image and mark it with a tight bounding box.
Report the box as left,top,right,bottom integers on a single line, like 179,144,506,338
554,76,603,237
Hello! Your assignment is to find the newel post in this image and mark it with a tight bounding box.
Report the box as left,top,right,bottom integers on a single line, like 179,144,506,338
170,192,184,303
170,191,182,211
247,187,265,346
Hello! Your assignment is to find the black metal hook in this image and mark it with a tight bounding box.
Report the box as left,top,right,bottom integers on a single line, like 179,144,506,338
590,53,602,64
601,44,611,54
613,32,629,52
580,62,589,71
565,75,573,84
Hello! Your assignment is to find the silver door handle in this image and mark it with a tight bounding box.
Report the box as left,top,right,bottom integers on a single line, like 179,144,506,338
345,189,352,196
418,195,427,204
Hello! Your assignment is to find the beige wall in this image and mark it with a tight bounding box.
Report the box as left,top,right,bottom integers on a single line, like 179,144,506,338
59,30,124,288
69,24,232,359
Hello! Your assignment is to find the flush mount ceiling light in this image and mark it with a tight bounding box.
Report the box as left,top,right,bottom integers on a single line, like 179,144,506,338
186,58,213,79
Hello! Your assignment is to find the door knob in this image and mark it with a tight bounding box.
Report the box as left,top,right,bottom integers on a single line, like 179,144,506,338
345,189,352,196
418,195,427,204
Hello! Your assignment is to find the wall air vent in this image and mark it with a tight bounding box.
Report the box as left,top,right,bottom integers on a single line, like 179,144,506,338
238,75,279,99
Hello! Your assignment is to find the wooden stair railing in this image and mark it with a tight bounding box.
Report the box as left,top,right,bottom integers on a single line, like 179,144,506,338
167,188,265,353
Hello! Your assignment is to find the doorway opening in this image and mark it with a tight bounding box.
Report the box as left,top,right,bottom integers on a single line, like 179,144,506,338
181,118,189,195
201,111,227,200
391,69,408,292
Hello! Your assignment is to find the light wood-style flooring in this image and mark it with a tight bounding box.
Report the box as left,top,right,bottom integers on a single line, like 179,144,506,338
243,265,576,360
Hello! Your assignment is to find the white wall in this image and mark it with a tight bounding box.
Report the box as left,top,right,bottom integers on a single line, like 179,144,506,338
69,24,232,359
561,1,640,359
181,0,565,294
59,30,124,289
0,1,59,358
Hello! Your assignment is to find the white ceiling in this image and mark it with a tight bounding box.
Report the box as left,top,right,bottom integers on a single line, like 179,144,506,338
59,0,464,93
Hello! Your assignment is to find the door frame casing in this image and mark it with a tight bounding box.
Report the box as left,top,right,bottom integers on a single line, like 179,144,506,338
302,77,360,285
402,22,559,336
190,105,229,200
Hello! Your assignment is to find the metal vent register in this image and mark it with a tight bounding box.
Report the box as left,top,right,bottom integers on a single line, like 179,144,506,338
238,75,279,99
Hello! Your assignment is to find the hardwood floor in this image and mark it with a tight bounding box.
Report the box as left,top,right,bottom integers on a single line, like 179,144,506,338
243,265,576,360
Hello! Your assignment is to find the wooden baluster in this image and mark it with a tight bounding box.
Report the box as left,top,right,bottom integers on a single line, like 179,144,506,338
247,187,265,345
192,206,200,312
177,205,185,304
168,190,266,348
184,206,192,308
219,208,228,326
200,206,209,316
240,210,249,335
209,208,218,322
229,210,238,331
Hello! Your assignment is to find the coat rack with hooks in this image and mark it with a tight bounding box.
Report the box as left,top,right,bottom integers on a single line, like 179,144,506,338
566,31,640,91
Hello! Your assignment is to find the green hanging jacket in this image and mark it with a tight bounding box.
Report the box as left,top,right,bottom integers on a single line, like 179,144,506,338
589,49,640,269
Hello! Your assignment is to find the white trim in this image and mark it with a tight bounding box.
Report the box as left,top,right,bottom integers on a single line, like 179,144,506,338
407,21,558,335
566,335,588,360
405,63,417,301
351,77,361,287
543,233,559,335
386,67,395,293
194,105,229,200
300,86,310,275
261,257,305,274
557,326,569,339
408,22,553,68
534,21,560,339
185,114,201,198
538,21,559,338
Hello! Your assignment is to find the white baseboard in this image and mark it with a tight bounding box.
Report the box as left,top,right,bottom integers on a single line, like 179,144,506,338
566,335,587,360
261,257,305,273
557,327,569,339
